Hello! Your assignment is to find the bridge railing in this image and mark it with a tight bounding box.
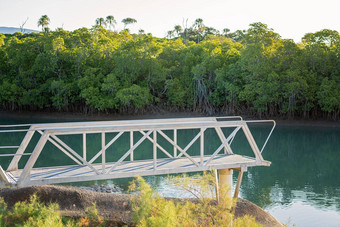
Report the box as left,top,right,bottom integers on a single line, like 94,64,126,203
0,117,275,186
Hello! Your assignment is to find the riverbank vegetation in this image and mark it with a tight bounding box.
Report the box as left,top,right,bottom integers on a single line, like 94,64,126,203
0,19,339,119
0,194,70,226
0,172,263,226
0,194,105,226
129,172,261,227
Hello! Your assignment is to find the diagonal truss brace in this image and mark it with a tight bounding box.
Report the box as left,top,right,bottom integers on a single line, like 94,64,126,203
89,131,124,164
204,126,241,166
38,130,83,166
157,130,204,167
50,135,100,175
105,130,153,174
176,129,206,159
140,131,173,159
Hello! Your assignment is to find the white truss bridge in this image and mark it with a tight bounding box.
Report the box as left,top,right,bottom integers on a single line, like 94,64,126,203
0,116,275,188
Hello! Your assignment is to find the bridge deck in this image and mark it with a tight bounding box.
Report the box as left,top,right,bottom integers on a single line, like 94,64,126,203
7,154,270,186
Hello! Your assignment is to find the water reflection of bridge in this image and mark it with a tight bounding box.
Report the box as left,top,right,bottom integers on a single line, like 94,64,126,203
0,117,275,198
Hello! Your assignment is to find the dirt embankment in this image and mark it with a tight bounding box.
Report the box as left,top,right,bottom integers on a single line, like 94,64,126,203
0,185,283,227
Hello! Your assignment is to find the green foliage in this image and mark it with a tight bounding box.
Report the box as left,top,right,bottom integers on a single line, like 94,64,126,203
51,80,78,110
0,195,107,227
0,22,339,118
0,194,63,226
0,34,5,46
115,85,152,109
129,171,261,227
317,77,340,113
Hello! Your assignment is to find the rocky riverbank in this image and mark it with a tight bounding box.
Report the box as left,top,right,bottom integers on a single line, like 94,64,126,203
76,184,122,193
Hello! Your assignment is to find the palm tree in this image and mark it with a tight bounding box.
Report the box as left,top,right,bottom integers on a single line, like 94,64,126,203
37,15,50,32
121,17,137,30
174,25,182,37
95,18,107,27
193,18,205,43
167,30,174,39
106,15,116,30
194,18,204,29
222,28,230,36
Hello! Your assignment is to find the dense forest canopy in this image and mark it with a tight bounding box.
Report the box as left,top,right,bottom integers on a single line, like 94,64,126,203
0,20,339,119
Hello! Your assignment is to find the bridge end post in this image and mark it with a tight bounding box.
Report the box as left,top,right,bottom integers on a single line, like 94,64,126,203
0,166,10,186
7,129,35,172
18,132,49,186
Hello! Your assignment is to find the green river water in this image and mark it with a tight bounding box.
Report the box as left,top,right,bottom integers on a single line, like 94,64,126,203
0,114,339,227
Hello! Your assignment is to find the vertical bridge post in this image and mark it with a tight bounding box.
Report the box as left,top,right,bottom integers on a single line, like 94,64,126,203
83,133,86,165
153,131,157,170
102,132,105,173
130,131,134,161
173,129,177,157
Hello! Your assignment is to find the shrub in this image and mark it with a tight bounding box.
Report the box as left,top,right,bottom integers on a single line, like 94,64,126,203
0,194,64,226
77,202,105,227
129,171,261,227
0,194,104,227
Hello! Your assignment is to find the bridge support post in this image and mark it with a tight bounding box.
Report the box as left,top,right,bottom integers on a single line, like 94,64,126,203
218,169,233,197
233,170,244,198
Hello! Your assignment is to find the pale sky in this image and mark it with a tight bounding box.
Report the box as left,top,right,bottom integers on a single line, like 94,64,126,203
0,0,339,42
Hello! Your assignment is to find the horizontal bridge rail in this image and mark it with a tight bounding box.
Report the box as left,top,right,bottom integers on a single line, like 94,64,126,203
0,117,275,187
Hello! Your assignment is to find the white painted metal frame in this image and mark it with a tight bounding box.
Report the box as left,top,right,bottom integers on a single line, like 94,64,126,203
0,117,275,187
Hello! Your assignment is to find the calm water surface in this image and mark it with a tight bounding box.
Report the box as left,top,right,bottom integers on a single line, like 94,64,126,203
0,114,339,227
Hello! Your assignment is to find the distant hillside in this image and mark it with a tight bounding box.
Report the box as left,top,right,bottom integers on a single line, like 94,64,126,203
0,26,39,34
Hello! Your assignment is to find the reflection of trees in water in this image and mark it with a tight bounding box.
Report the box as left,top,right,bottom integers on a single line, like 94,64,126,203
240,125,340,210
